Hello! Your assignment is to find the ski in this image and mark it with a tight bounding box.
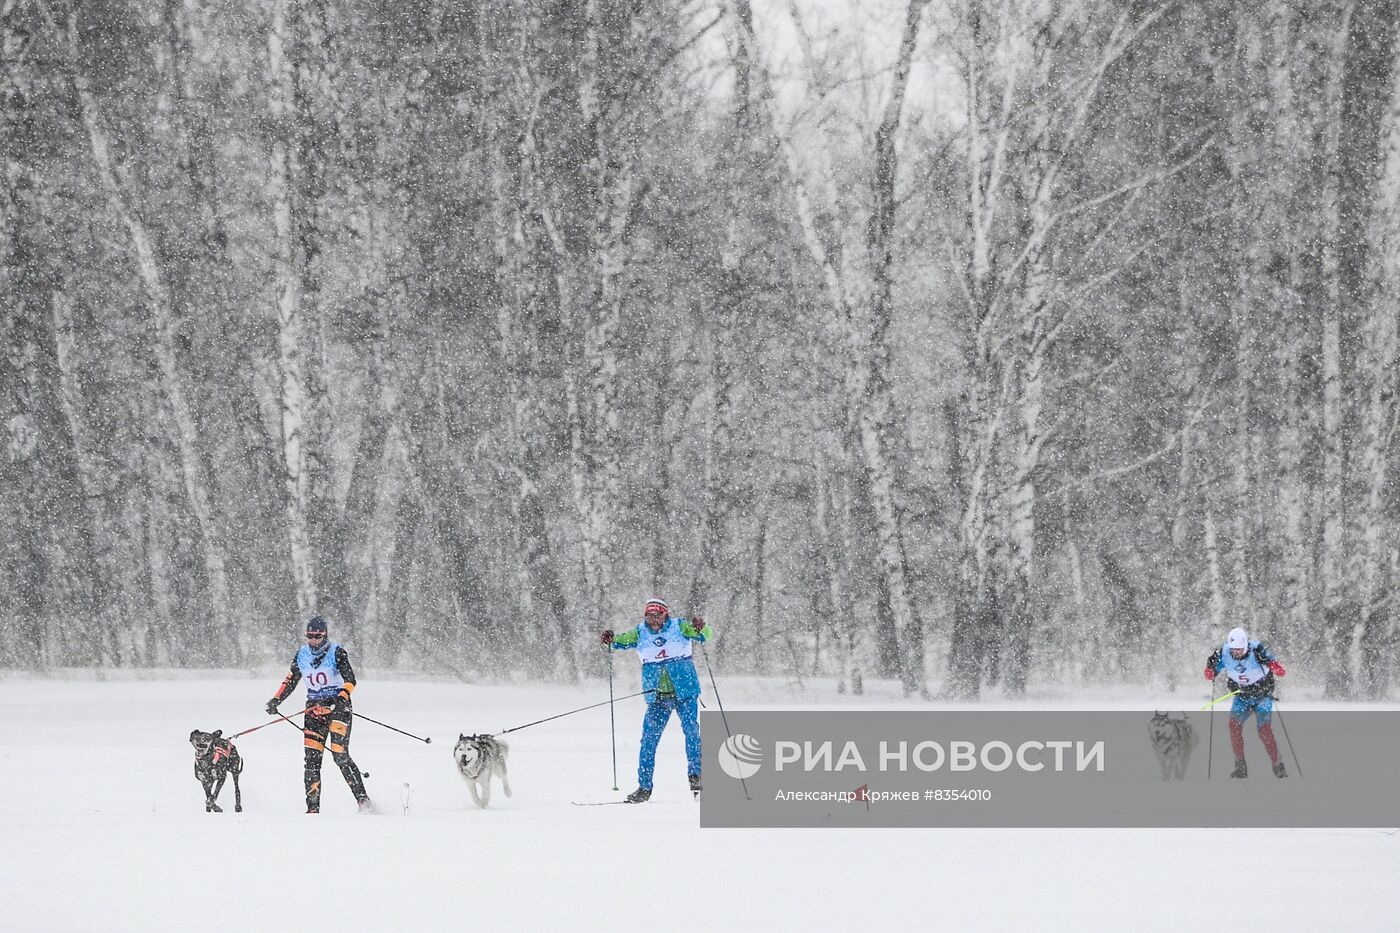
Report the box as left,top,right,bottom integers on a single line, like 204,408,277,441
571,800,632,807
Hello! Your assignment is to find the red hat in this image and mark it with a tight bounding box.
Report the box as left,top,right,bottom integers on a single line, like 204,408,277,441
643,598,669,614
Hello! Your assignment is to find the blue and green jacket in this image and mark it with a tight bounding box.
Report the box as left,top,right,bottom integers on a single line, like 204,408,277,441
609,617,712,701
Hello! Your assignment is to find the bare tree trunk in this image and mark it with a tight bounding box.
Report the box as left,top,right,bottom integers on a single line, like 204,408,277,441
1319,3,1356,677
491,148,568,670
1265,2,1312,649
689,0,754,618
733,0,928,692
855,0,930,694
59,10,239,661
1003,151,1053,695
686,302,736,614
1354,31,1400,694
268,0,317,618
51,291,121,665
1203,489,1227,634
811,413,861,694
1168,368,1198,667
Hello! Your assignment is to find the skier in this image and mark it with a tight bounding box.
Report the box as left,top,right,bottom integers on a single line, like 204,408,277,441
266,615,372,812
1204,626,1288,779
601,597,712,802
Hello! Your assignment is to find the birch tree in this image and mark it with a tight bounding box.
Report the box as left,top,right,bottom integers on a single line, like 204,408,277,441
734,0,931,693
40,1,242,660
1351,28,1400,694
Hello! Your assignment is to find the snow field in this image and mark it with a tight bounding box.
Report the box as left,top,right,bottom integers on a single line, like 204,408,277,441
0,674,1396,932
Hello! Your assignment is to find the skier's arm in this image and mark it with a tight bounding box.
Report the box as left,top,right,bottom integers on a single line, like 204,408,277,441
271,656,302,704
681,618,711,642
1255,644,1285,677
610,629,640,650
335,646,357,701
1203,649,1222,680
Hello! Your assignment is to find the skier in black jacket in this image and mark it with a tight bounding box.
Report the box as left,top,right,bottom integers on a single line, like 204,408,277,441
266,616,371,813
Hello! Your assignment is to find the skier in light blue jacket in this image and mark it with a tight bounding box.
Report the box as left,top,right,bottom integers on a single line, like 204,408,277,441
601,597,712,802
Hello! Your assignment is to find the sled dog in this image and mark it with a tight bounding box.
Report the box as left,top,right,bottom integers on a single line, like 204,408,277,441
1148,711,1197,781
453,734,512,808
189,729,244,812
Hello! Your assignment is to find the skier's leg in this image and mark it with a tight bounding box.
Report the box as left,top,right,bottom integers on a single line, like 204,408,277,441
1254,697,1281,764
328,704,368,802
677,697,702,778
1227,698,1247,761
636,700,673,791
304,706,332,810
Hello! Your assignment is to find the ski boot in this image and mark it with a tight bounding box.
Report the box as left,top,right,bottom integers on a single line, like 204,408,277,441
306,805,320,814
1272,761,1288,779
624,787,652,804
688,774,702,799
1229,758,1247,779
357,796,375,813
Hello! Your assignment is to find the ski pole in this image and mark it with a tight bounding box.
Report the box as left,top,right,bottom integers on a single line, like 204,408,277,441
699,642,749,800
1200,689,1238,710
1270,695,1303,778
1206,679,1218,780
495,689,656,736
228,706,313,740
353,712,432,744
608,645,619,791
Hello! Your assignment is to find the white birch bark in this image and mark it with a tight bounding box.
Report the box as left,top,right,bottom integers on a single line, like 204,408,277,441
1353,34,1400,693
1318,3,1355,678
1203,492,1226,634
491,141,568,667
269,0,317,617
51,291,121,665
855,0,929,693
1003,68,1054,694
1222,6,1261,638
949,1,1018,695
1264,2,1311,647
734,0,929,692
58,10,239,659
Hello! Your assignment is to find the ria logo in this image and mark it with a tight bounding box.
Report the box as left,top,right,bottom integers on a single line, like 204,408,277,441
718,733,763,780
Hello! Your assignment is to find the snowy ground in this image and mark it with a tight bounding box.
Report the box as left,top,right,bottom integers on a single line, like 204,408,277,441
1,672,1397,932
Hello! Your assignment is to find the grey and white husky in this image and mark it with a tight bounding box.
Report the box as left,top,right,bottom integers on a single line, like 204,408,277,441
1148,711,1198,781
453,733,512,808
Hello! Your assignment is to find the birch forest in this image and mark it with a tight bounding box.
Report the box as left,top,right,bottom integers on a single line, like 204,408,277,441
3,0,1399,698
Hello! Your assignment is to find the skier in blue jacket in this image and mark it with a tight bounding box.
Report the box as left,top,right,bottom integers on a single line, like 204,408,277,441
601,597,712,802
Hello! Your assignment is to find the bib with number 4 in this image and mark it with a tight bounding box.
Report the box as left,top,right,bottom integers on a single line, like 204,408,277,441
635,618,694,664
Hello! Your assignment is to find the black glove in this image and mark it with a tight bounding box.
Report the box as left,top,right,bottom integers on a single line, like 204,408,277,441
265,699,281,717
600,629,614,646
333,688,351,712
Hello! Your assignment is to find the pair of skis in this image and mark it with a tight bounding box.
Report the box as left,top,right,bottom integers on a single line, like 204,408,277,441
572,792,701,806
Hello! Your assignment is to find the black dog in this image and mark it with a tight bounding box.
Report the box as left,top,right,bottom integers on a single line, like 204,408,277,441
189,729,243,813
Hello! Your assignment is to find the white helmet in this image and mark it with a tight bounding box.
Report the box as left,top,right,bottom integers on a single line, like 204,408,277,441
1226,628,1249,651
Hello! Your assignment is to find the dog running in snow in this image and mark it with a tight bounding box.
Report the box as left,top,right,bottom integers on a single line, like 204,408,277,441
453,734,511,808
1147,711,1198,781
190,729,244,812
